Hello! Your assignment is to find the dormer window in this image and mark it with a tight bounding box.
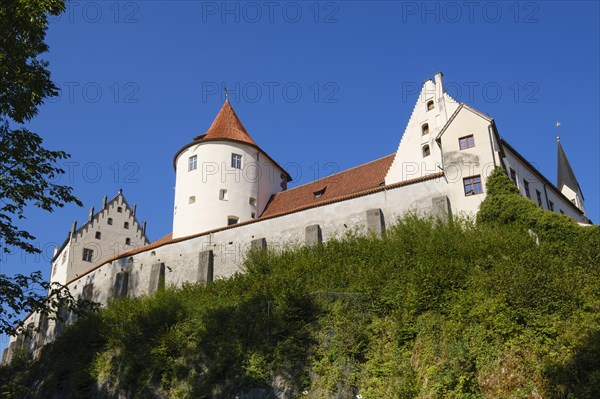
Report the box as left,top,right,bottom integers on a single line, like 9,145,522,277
188,155,197,171
422,123,429,135
426,100,434,111
313,187,326,199
422,144,431,157
231,153,242,169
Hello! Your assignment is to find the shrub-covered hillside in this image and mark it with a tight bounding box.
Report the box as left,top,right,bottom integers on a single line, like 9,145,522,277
1,168,599,399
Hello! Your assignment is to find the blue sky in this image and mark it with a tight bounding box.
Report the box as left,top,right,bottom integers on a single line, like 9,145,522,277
1,1,599,350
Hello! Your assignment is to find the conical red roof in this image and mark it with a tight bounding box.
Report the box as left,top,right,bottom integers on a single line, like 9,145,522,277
198,101,257,146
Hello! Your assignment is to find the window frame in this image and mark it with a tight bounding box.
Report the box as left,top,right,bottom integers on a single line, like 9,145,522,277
523,179,531,198
422,144,431,157
82,248,94,262
458,135,475,150
188,155,198,172
463,175,483,196
231,153,242,169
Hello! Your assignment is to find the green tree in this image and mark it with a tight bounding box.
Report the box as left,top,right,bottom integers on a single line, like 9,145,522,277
0,0,86,336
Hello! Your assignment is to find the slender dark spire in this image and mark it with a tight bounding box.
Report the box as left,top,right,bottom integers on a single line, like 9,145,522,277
557,139,583,197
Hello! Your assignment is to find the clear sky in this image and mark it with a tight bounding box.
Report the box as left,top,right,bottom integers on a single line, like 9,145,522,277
1,1,599,350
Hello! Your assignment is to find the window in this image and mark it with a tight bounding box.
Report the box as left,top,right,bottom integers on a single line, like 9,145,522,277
459,135,475,150
188,155,197,171
536,190,543,207
249,197,256,207
189,196,196,204
422,144,431,157
95,231,102,240
560,209,565,214
422,123,429,135
231,153,242,169
313,187,326,199
151,251,156,256
463,175,483,196
549,201,554,211
82,248,94,262
125,238,131,245
426,100,434,111
227,216,239,226
117,206,122,213
509,168,517,184
251,212,256,219
219,189,228,201
523,179,530,198
107,218,113,225
124,222,129,229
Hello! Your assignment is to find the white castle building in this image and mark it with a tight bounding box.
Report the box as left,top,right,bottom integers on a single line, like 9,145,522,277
3,73,591,363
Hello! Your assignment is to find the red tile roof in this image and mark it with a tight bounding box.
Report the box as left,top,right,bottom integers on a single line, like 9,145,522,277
261,154,396,217
194,101,257,146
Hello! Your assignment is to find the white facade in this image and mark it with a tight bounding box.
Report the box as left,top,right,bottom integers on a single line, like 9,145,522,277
172,140,286,238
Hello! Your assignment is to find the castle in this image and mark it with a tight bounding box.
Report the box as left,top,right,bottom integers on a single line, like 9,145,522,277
2,73,591,364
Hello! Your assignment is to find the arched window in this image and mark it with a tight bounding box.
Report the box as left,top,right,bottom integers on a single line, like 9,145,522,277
422,123,429,135
422,145,431,157
426,100,434,111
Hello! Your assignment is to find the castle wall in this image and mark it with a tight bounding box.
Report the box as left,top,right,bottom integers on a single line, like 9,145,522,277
7,174,451,358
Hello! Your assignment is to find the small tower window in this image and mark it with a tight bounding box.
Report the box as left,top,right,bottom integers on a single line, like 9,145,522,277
188,155,198,171
426,100,434,111
422,144,431,157
249,197,256,207
231,153,242,169
82,248,94,262
421,123,429,135
125,238,131,245
95,231,102,240
117,206,123,213
189,196,196,204
219,189,228,201
124,222,129,229
107,218,113,225
227,216,239,226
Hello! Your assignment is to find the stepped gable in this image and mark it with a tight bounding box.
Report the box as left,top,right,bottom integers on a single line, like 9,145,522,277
261,154,396,218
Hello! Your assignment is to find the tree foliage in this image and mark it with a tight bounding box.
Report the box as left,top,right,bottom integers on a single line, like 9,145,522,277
0,0,85,336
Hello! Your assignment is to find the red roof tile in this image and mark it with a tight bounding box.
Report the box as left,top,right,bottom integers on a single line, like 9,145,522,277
195,101,257,146
261,154,396,217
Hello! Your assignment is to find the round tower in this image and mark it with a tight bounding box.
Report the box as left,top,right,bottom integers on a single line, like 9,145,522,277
172,101,291,239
